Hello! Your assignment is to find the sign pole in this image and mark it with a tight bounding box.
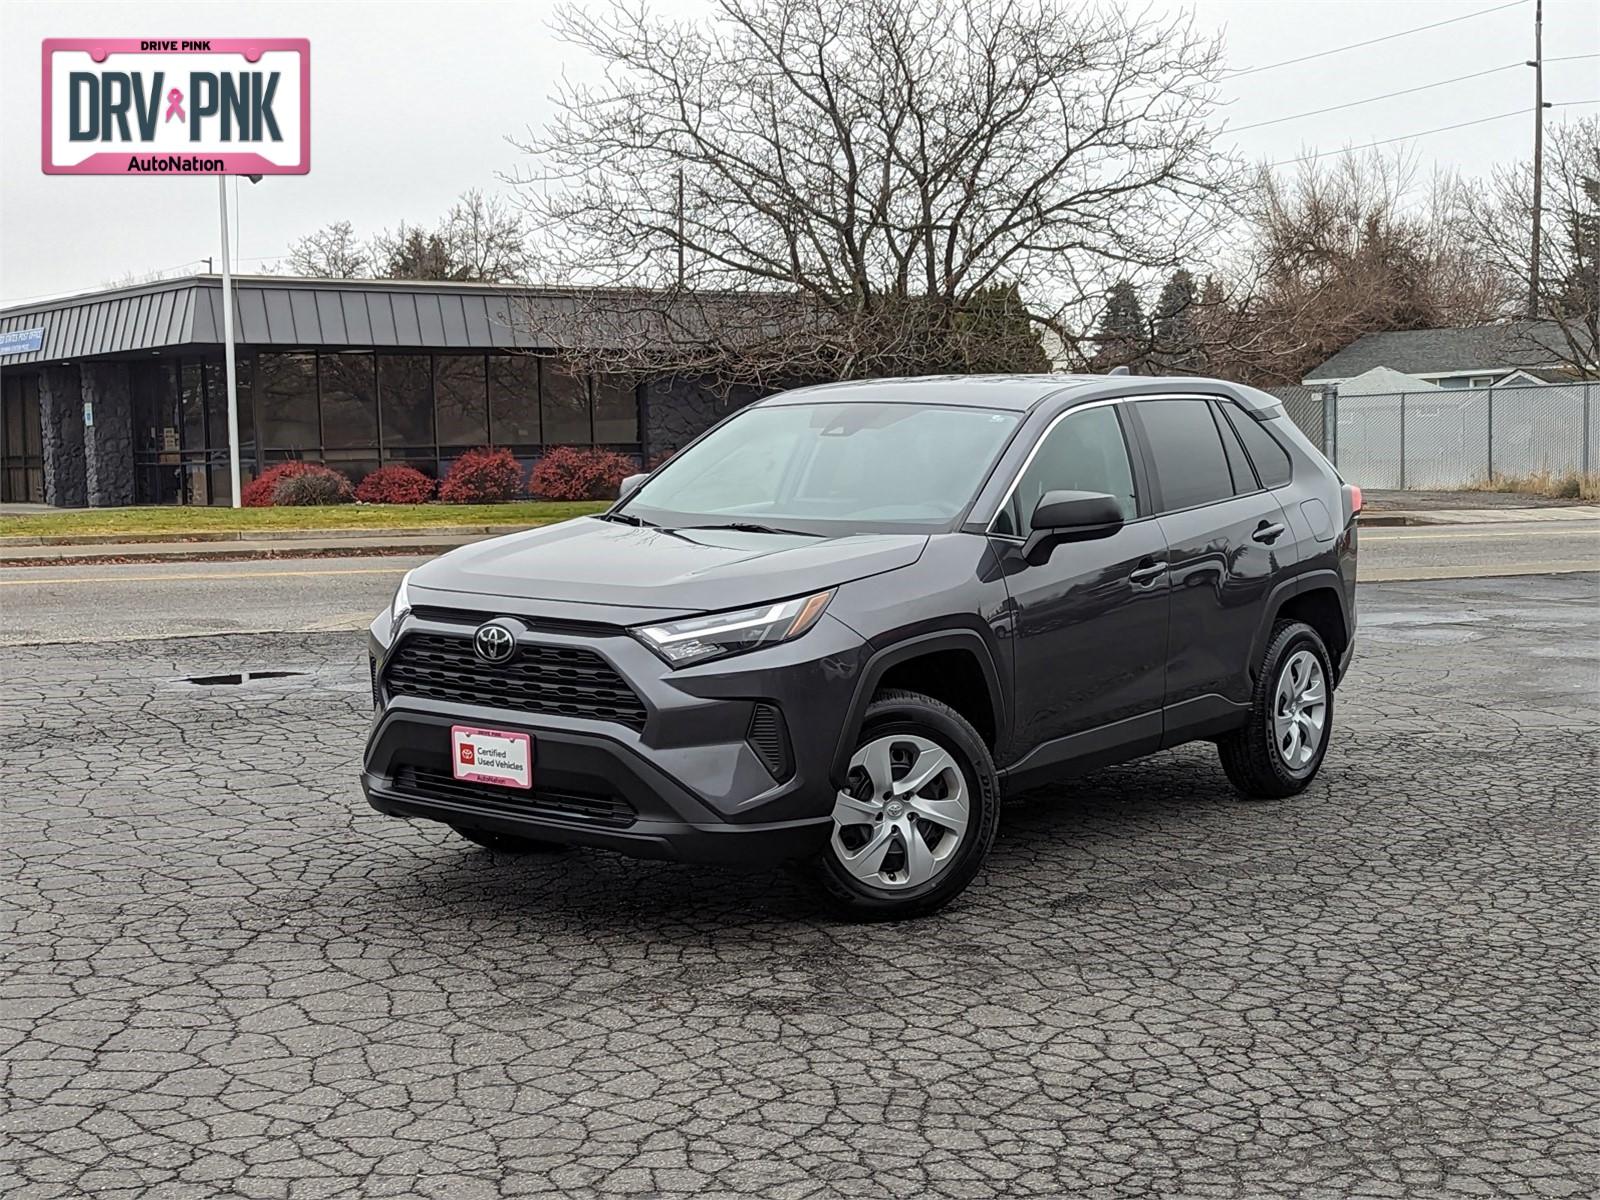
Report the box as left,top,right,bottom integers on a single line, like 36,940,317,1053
219,175,242,507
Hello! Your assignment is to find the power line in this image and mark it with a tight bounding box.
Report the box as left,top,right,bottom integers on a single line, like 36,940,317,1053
1269,99,1598,167
1223,0,1528,80
1229,54,1598,134
1230,62,1522,132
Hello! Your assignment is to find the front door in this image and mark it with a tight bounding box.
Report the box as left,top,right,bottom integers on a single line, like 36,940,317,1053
1125,397,1293,738
992,402,1169,767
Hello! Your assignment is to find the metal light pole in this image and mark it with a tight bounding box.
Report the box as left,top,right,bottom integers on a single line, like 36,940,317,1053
218,176,242,507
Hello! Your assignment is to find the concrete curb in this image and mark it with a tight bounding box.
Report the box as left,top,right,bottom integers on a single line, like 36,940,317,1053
1,540,480,568
0,523,534,548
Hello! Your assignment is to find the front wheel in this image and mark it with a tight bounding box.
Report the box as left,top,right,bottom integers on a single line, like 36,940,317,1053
809,689,1000,921
1217,620,1334,798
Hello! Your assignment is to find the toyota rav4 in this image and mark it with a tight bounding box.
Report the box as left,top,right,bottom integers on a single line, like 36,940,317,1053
363,375,1358,919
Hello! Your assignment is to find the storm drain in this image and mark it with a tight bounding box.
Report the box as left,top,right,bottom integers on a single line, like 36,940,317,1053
181,671,306,686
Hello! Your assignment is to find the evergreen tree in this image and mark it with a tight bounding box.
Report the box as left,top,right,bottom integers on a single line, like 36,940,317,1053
1091,280,1148,371
1153,268,1200,371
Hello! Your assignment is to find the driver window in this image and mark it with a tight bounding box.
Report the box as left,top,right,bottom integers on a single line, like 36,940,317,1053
992,406,1137,537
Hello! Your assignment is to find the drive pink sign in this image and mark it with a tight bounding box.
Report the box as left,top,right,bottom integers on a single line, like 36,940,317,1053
42,38,309,175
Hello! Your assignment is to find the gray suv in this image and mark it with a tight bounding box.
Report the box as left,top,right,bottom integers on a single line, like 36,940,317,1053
363,375,1359,919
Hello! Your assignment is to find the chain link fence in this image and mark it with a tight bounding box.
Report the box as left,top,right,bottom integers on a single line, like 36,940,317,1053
1276,383,1597,489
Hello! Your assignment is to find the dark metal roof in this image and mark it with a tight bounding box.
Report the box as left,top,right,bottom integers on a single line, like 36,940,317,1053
1303,322,1573,382
0,275,600,367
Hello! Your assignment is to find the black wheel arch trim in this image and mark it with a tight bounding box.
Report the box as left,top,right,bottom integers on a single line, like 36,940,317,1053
1251,568,1353,685
828,629,1007,788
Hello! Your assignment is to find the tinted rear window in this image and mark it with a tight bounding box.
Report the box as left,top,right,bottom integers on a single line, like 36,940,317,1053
1136,399,1234,511
1222,403,1293,487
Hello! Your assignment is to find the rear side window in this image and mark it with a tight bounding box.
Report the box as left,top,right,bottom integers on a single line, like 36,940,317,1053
1135,399,1234,512
1212,401,1259,493
992,406,1137,537
1221,402,1293,487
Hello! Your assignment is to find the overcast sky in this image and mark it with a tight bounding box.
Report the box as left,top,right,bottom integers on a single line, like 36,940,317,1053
2,0,1596,305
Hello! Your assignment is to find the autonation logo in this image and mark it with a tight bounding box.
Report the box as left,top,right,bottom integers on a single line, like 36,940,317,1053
43,38,310,176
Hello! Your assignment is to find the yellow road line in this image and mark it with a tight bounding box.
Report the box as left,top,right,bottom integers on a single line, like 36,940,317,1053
0,566,409,587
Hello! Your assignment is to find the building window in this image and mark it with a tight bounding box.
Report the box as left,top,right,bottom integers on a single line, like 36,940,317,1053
257,352,319,451
379,355,433,450
489,354,540,445
593,373,640,444
435,354,488,447
319,352,378,449
541,362,590,444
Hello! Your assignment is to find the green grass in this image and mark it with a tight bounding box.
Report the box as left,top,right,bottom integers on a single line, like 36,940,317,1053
0,501,609,539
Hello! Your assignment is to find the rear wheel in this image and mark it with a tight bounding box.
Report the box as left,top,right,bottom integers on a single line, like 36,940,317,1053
1218,620,1334,798
451,826,568,855
810,689,999,921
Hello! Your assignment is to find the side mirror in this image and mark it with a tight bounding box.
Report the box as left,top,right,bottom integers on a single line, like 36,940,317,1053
618,472,649,500
1023,490,1124,564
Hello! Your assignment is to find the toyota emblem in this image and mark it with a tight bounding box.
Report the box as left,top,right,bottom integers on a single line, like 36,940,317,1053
473,622,517,664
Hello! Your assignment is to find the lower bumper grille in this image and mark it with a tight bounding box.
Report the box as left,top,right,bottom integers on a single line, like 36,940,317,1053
391,764,637,829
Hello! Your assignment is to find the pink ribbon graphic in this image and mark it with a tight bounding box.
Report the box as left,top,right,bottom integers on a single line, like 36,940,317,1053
164,88,185,123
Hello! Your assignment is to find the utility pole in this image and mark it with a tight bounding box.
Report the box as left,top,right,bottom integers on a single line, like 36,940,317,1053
672,169,684,289
1528,0,1545,319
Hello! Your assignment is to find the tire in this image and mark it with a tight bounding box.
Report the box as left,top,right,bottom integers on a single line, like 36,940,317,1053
1218,620,1334,799
809,689,1000,921
451,826,569,855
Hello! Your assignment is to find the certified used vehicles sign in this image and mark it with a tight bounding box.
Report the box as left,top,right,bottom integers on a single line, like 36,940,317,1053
42,38,310,175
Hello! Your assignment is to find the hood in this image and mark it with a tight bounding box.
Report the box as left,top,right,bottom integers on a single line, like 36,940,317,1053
411,517,927,615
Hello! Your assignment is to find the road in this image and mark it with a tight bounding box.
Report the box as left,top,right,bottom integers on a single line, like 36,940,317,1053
1,517,1595,645
2,573,1594,1199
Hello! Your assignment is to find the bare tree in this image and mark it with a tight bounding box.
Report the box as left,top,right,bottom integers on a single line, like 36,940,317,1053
1202,150,1505,386
1453,117,1599,378
507,0,1238,385
277,191,535,284
371,189,538,282
284,220,371,278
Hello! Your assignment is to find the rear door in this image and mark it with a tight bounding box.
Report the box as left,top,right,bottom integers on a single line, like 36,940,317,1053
1124,396,1295,741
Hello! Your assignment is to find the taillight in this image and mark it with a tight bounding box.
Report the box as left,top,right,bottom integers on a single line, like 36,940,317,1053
1343,484,1362,523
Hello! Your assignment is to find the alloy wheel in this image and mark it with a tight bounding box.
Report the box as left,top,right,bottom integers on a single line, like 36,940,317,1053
830,734,970,890
1273,649,1327,770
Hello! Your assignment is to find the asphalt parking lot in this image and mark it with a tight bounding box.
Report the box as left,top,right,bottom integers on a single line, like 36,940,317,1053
2,573,1596,1199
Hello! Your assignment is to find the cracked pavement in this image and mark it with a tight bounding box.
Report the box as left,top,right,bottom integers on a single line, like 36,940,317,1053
2,573,1596,1199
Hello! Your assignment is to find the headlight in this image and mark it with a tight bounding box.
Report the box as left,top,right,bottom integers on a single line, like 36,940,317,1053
632,589,835,667
389,570,416,624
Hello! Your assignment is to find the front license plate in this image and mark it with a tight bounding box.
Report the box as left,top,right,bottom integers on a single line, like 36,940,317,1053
450,725,533,790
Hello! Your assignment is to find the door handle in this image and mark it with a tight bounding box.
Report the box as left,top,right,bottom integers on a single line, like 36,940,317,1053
1252,521,1286,544
1129,561,1167,585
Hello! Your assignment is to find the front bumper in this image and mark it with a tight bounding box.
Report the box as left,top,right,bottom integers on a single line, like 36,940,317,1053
361,604,867,865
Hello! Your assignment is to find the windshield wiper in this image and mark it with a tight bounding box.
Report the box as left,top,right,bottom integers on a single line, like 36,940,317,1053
595,511,658,528
674,521,826,538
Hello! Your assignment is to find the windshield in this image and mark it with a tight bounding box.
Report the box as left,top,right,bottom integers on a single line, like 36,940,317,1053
618,401,1021,534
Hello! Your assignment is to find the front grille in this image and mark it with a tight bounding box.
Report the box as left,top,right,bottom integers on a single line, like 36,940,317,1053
392,765,636,828
747,702,794,782
410,606,620,638
383,633,648,730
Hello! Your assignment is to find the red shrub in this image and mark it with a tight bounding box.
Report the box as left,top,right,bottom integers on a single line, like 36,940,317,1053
271,464,354,506
528,447,639,501
355,464,436,504
438,447,526,504
241,460,312,507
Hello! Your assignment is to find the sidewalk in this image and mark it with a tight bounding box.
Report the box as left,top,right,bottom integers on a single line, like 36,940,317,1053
4,507,1597,566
